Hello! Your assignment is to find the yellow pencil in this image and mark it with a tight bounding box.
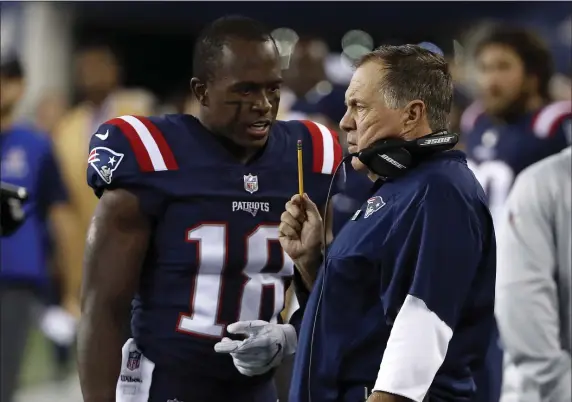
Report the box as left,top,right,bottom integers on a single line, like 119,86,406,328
297,140,304,196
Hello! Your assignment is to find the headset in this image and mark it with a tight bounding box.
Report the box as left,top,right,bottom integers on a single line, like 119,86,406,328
354,129,459,179
306,129,459,401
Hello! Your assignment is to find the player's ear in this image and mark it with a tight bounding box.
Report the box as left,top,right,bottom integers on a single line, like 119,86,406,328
401,99,425,133
191,78,208,107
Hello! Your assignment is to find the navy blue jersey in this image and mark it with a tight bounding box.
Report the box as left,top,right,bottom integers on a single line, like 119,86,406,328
290,150,496,402
463,100,571,223
0,124,68,286
86,114,342,381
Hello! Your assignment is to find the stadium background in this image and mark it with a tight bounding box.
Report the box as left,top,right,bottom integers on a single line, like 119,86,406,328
0,2,570,401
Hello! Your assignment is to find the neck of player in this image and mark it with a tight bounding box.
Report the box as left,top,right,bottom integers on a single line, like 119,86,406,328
197,113,265,164
526,94,545,114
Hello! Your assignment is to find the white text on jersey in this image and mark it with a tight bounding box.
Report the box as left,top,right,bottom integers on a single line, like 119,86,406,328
232,201,270,217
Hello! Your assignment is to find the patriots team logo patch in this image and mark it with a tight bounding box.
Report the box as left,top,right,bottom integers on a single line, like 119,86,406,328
243,173,259,194
126,350,142,371
87,147,124,184
364,196,386,219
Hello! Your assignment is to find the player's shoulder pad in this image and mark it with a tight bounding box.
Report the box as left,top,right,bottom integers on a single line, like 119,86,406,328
88,115,179,184
285,119,343,175
532,100,572,139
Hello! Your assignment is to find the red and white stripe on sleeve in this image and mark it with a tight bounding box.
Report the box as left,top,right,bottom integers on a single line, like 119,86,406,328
300,120,343,175
532,100,572,139
107,115,179,172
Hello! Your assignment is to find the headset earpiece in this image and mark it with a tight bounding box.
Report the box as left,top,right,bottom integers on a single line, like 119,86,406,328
357,130,459,179
359,147,412,178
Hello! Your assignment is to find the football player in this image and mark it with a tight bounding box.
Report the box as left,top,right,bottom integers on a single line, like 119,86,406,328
77,16,342,402
462,25,571,402
463,25,571,224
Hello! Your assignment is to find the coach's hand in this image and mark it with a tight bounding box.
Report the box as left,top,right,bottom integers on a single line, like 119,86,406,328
214,320,297,377
279,193,323,268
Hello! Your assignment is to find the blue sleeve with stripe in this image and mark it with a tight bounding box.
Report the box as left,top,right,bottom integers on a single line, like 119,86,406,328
86,119,166,217
289,119,344,211
533,101,572,147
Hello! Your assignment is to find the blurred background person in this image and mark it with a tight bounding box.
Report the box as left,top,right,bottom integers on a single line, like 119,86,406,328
278,36,335,120
33,90,69,137
52,41,156,292
461,24,571,402
462,25,571,224
160,88,200,116
496,147,571,402
0,55,81,402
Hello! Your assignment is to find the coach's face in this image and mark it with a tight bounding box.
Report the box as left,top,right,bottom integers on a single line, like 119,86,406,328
340,61,403,173
194,38,282,149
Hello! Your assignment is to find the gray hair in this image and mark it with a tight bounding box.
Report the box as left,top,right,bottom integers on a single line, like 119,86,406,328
356,44,453,131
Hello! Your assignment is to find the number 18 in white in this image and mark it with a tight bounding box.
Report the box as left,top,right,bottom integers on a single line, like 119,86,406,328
177,223,294,338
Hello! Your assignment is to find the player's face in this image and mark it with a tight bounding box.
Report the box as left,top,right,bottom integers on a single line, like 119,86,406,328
476,44,531,116
75,49,119,99
340,61,403,173
0,75,24,118
203,39,282,148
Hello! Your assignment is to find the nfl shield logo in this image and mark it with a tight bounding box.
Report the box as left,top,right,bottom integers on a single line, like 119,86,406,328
126,351,142,371
243,174,259,194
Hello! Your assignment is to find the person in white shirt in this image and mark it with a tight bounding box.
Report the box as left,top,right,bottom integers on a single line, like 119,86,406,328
496,146,572,402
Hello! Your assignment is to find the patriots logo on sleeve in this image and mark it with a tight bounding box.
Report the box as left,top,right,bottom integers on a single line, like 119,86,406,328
364,196,386,218
88,147,124,184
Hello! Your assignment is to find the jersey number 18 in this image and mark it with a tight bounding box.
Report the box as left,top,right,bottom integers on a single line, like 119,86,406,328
176,223,294,339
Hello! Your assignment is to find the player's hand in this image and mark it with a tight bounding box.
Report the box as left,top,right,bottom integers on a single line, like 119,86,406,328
278,193,323,266
213,320,297,377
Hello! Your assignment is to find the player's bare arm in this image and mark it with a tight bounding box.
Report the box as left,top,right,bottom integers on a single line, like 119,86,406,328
77,188,150,402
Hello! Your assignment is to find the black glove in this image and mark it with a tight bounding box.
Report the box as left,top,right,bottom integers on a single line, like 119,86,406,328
0,182,28,237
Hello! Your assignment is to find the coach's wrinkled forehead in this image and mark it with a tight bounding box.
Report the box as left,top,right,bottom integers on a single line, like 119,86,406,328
345,60,387,106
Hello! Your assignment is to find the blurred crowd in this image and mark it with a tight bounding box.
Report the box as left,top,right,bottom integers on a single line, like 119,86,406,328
0,4,571,402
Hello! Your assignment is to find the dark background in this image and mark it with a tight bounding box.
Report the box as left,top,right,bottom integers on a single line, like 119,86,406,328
69,1,571,99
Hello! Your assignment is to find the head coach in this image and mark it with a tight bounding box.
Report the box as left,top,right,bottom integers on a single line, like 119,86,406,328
279,45,496,402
